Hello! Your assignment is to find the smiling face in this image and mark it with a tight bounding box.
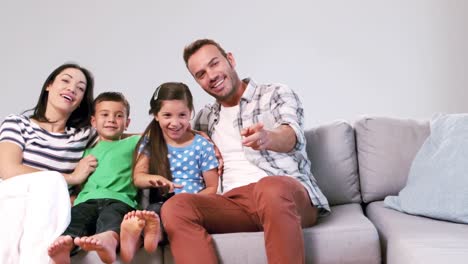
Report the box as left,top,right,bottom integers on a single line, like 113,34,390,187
155,99,192,145
45,68,87,116
91,101,130,141
187,44,243,106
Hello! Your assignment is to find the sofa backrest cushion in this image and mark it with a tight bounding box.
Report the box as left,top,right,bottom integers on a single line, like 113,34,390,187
305,120,361,205
384,113,468,224
355,116,429,203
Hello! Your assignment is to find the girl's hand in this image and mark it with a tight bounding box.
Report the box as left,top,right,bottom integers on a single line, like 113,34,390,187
149,176,183,193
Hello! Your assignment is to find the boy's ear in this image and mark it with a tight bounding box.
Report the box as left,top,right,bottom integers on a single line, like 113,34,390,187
125,118,131,130
90,116,97,128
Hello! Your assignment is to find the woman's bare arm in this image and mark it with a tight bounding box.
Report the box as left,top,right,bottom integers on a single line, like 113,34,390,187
0,142,39,180
0,141,96,185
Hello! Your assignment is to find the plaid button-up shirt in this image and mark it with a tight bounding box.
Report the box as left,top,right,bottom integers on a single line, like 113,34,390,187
194,78,330,215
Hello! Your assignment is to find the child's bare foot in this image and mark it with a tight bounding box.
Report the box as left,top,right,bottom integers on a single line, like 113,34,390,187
141,210,161,253
48,235,74,264
120,211,145,263
74,231,118,264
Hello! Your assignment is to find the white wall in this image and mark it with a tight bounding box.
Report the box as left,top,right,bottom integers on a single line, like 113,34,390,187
1,0,467,132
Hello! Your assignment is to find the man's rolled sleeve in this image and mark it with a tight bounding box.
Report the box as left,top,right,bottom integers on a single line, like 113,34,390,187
271,85,306,151
193,106,210,133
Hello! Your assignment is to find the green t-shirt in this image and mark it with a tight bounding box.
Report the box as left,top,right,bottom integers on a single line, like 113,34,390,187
74,135,140,208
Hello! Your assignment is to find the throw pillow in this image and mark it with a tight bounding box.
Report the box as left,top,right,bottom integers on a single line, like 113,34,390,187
384,113,468,224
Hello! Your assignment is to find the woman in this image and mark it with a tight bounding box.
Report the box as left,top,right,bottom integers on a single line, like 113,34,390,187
0,63,98,264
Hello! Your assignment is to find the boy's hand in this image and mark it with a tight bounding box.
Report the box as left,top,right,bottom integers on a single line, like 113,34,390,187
70,155,98,184
149,176,183,193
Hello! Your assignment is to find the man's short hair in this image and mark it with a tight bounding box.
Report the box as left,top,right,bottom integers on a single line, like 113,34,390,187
183,39,228,66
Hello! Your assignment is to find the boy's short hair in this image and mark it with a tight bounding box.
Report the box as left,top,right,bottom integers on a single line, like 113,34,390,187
93,92,130,117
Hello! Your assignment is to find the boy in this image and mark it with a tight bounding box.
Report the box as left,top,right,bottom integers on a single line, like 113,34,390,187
47,92,140,264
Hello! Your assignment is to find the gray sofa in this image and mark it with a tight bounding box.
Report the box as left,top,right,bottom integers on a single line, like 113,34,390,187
356,117,468,264
73,116,468,264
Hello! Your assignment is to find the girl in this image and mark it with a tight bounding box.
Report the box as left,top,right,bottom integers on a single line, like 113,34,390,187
119,82,219,263
0,63,97,263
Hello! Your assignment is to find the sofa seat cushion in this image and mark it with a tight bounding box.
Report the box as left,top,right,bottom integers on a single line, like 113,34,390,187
390,238,468,264
366,201,468,264
164,203,381,264
71,246,163,264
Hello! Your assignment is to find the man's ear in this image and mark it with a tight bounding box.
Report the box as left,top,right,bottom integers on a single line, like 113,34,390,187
226,52,236,68
90,116,97,128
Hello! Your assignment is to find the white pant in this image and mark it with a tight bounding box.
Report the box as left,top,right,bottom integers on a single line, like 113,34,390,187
0,171,71,264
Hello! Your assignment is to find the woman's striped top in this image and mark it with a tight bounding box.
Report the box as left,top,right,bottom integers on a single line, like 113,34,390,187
0,114,96,174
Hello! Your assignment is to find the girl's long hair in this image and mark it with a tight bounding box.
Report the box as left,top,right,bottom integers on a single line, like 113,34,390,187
133,82,194,202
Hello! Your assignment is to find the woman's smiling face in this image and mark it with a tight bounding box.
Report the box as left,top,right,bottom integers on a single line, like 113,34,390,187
46,67,87,115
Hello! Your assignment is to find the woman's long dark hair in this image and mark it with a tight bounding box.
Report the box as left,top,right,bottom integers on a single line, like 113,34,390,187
27,63,94,129
133,82,194,202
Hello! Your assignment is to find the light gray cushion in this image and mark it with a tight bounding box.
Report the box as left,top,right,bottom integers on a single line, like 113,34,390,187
385,114,468,224
366,201,468,264
164,204,381,264
71,247,164,264
355,117,429,203
305,120,361,205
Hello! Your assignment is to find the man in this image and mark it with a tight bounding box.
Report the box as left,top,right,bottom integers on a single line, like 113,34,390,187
161,39,330,264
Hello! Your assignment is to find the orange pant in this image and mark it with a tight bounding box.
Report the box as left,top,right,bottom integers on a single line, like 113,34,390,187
161,176,318,264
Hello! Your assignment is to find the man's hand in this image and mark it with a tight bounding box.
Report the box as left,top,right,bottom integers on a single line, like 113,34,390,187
242,123,297,153
241,122,270,151
193,129,224,175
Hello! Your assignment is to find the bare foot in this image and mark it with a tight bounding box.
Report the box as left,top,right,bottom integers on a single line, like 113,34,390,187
74,231,118,264
48,235,74,264
141,210,161,253
120,211,145,263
